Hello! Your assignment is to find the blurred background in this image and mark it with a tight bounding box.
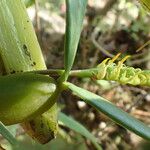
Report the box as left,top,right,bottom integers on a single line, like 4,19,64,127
1,0,150,149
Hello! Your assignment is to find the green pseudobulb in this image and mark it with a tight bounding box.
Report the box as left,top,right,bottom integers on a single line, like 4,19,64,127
0,73,56,125
0,0,58,144
22,104,58,144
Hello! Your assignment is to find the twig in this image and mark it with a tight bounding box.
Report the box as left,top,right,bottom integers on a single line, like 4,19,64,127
136,39,150,52
91,32,114,58
133,110,150,117
90,48,100,67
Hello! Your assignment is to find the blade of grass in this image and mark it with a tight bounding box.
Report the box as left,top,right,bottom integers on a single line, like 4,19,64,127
65,82,150,141
58,112,102,150
63,0,88,81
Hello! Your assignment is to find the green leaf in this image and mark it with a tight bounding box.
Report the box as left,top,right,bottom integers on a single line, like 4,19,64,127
58,112,102,150
63,0,88,80
65,82,150,141
0,122,18,145
24,0,35,8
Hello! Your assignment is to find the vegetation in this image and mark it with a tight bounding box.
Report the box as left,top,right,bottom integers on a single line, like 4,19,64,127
0,0,150,149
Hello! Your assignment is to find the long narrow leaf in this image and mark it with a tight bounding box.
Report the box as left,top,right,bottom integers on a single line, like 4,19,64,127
65,82,150,141
64,0,88,80
0,122,18,145
58,112,102,150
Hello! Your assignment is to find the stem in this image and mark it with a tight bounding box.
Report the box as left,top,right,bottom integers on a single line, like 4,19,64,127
33,68,150,86
70,68,98,77
0,122,18,145
34,69,64,76
33,68,98,77
34,68,150,78
136,39,150,52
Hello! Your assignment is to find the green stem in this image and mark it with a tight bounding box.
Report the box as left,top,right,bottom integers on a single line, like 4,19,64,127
32,68,150,78
0,122,18,145
33,68,150,86
33,68,97,77
70,68,98,77
34,69,64,76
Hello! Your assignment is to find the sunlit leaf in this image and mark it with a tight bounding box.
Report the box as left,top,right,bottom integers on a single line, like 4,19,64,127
64,0,88,80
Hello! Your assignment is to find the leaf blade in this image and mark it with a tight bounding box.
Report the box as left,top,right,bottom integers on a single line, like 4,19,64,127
58,112,102,150
0,122,18,145
64,0,88,80
65,82,150,141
